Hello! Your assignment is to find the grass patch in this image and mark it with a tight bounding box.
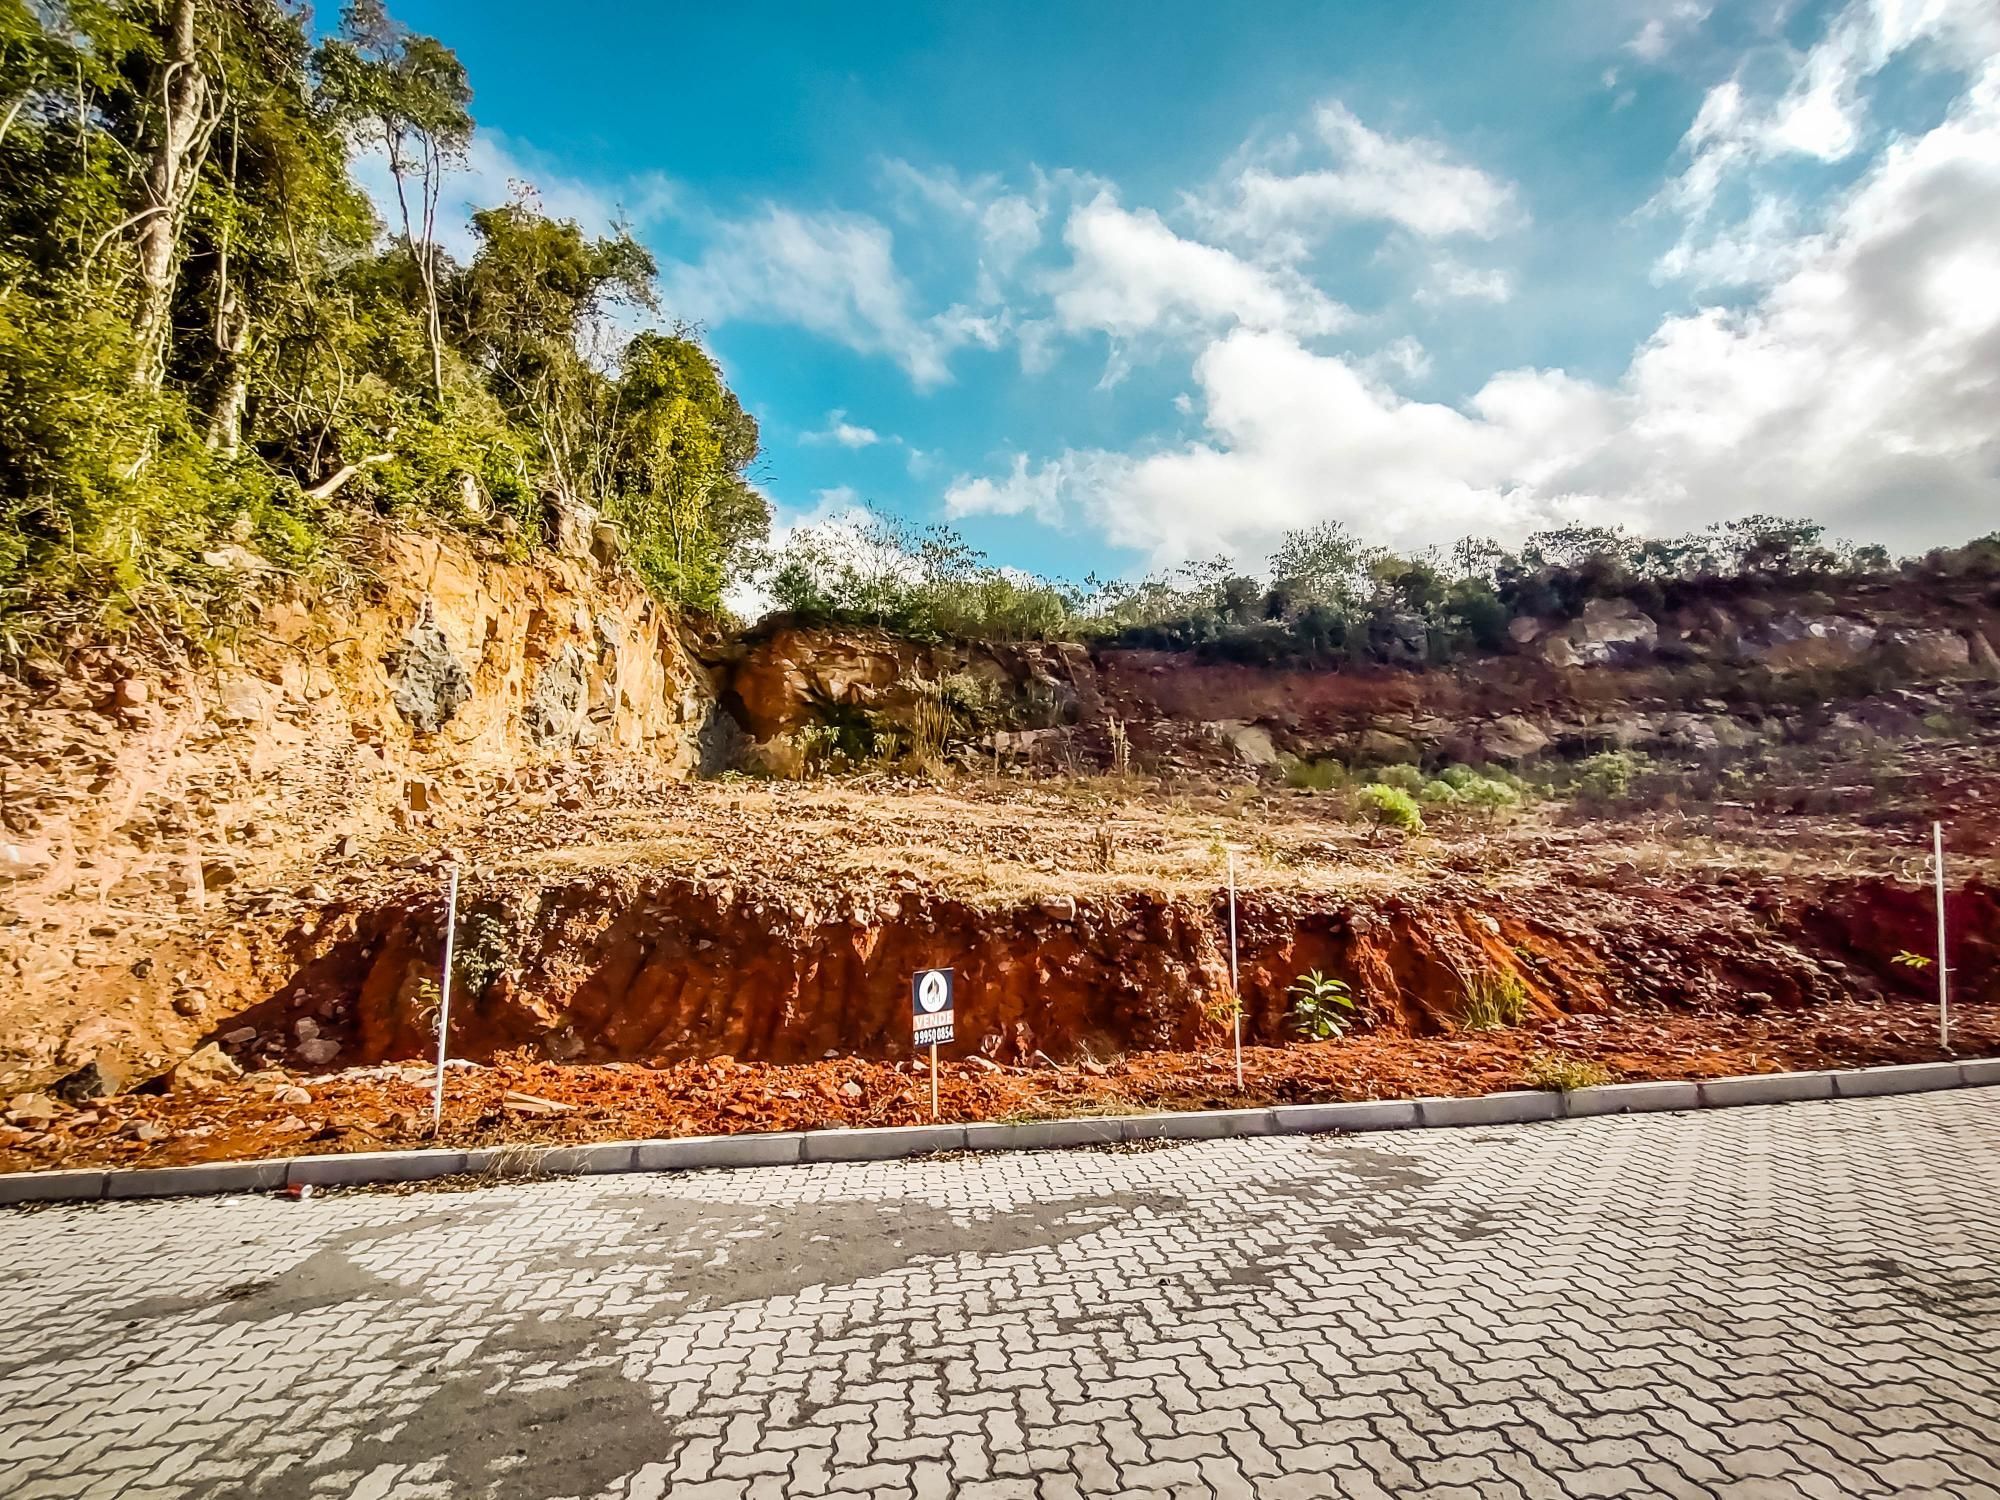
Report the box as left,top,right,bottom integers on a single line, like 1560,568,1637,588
1522,1052,1613,1092
1459,970,1529,1031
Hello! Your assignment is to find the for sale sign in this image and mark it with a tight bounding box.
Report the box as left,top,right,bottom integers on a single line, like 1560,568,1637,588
912,967,955,1047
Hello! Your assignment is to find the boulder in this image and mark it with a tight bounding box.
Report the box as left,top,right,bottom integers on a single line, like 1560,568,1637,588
51,1056,129,1102
1878,628,1972,675
1206,720,1281,766
1542,598,1659,667
387,604,472,734
1748,613,1876,671
295,1038,341,1066
1448,714,1550,764
173,1042,243,1092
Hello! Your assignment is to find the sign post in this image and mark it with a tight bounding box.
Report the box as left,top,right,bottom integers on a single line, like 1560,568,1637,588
431,860,461,1137
912,967,955,1122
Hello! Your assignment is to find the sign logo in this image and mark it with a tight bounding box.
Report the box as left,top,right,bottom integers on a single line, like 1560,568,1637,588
911,967,955,1047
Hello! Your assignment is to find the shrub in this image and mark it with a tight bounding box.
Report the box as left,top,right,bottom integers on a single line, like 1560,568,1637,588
1523,1052,1612,1091
1418,778,1460,804
1456,775,1520,812
1357,783,1424,833
1459,970,1529,1030
1575,750,1640,801
1283,756,1344,792
1373,763,1425,794
1289,970,1357,1040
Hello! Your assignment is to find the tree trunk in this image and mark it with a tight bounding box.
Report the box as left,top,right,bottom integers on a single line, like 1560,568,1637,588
131,0,216,389
204,287,250,454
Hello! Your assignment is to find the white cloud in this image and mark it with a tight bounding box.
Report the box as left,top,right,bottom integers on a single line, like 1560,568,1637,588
659,206,983,388
1196,101,1521,252
880,159,1048,276
802,410,882,448
1626,3,1714,64
951,44,2000,565
1417,256,1514,304
1047,194,1351,345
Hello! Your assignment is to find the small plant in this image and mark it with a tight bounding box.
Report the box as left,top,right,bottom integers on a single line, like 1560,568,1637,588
1373,763,1426,794
452,911,511,997
1456,775,1519,812
1459,969,1529,1030
1091,819,1116,873
1283,756,1344,792
909,681,952,766
1290,970,1357,1040
1575,750,1639,801
1891,950,1934,971
1357,782,1424,834
1523,1051,1612,1091
1418,778,1460,804
1108,716,1131,775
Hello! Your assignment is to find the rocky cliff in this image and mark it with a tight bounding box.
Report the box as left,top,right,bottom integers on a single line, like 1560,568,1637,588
0,527,719,1087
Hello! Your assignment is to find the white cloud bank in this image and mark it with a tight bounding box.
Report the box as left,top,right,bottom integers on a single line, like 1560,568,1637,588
950,29,2000,565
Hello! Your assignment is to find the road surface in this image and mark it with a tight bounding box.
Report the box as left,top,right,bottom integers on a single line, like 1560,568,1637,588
2,1091,1996,1498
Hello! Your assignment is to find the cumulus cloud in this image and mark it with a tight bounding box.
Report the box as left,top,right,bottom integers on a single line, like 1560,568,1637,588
1417,256,1513,305
1626,2,1713,65
1196,101,1521,253
659,206,983,388
951,46,2000,564
802,410,882,448
1047,194,1351,345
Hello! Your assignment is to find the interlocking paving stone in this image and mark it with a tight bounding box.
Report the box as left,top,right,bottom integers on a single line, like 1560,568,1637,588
0,1092,1996,1498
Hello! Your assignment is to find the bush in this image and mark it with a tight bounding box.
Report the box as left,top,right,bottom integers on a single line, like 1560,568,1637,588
1283,756,1345,791
1575,750,1640,801
1523,1052,1612,1091
1373,763,1425,794
1289,970,1357,1040
1358,782,1424,833
1418,778,1460,804
1459,970,1529,1030
1456,775,1519,812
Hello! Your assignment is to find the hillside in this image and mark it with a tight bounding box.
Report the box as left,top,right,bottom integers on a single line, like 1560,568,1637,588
3,523,1997,1170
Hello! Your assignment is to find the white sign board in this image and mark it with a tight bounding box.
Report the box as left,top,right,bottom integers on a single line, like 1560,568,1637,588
912,967,955,1048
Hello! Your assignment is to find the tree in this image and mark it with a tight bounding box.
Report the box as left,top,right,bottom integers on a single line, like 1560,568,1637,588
455,198,655,504
315,0,470,403
1269,520,1382,611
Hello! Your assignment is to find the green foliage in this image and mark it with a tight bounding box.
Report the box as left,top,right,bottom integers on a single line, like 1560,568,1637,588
1282,756,1345,792
0,0,769,655
452,910,511,996
1372,763,1425,794
1459,970,1530,1031
1522,1051,1611,1091
1575,750,1640,802
765,512,1079,641
1289,970,1357,1040
1357,782,1424,834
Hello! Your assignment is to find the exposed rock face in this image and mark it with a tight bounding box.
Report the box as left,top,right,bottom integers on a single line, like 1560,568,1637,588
1540,598,1659,667
0,528,716,1088
524,643,593,749
388,605,473,734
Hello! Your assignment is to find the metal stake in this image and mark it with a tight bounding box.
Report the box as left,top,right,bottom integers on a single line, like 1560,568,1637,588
1934,822,1950,1051
1228,848,1243,1092
930,1042,940,1122
430,861,461,1136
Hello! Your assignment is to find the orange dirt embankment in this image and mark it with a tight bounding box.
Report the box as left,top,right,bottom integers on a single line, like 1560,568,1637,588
206,871,2000,1075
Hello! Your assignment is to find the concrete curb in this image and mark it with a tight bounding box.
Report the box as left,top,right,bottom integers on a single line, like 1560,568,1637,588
4,1057,1994,1206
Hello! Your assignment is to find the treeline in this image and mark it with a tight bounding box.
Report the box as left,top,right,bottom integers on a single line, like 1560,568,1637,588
0,0,767,655
764,511,2000,665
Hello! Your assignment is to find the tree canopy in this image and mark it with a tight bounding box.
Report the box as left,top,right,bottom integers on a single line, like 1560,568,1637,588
0,0,768,655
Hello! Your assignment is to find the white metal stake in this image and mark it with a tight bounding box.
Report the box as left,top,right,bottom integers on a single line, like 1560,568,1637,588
930,1042,940,1122
1933,821,1950,1051
431,861,461,1136
1228,848,1243,1092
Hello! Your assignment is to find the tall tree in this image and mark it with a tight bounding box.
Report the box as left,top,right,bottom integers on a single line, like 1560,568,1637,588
315,0,469,403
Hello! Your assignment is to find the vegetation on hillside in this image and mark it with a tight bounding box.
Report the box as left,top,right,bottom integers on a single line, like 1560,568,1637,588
763,505,2000,666
0,0,767,657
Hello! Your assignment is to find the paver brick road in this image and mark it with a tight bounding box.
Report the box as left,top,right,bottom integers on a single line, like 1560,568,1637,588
2,1091,1997,1499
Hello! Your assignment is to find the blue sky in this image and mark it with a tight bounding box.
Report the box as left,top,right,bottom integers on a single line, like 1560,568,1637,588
390,0,2000,591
